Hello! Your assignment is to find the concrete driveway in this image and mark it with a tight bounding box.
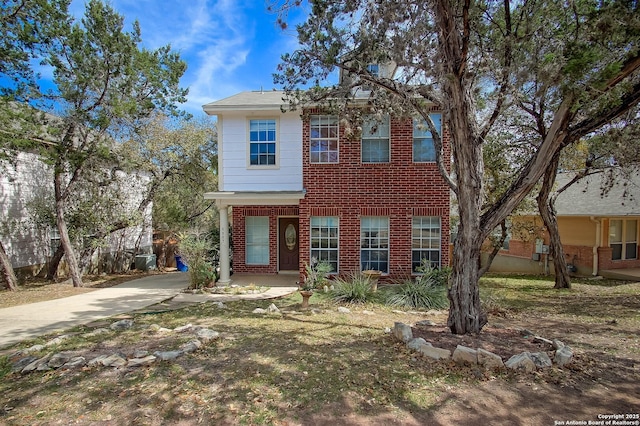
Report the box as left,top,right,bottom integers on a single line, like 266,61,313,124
0,273,189,349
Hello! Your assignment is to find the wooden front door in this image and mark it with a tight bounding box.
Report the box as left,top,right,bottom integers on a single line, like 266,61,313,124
279,218,299,271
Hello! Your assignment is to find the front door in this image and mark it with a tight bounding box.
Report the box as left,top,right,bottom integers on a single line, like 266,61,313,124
279,218,299,271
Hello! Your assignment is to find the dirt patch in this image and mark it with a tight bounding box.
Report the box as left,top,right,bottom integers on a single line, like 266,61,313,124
411,323,549,360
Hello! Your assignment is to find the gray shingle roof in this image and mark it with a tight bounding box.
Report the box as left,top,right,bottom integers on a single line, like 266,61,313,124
554,170,640,216
202,90,289,113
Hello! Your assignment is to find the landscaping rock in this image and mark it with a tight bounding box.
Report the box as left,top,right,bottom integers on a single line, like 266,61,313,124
62,357,86,369
12,356,37,373
392,310,406,315
407,338,429,351
48,352,74,368
154,350,183,361
127,355,157,367
101,354,127,367
87,355,109,367
393,322,413,343
22,354,52,373
85,328,110,337
505,352,536,372
453,345,478,365
554,346,573,366
133,350,149,358
477,349,504,369
212,301,226,309
173,324,193,333
337,307,351,314
530,352,553,369
196,329,220,343
45,335,70,346
180,339,202,353
252,308,267,314
111,320,134,331
417,345,451,360
415,320,436,326
362,310,375,315
267,303,280,313
19,344,45,355
552,339,566,350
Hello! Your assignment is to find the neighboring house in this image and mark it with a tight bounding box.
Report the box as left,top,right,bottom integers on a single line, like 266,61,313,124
0,150,153,279
203,74,451,284
484,171,640,277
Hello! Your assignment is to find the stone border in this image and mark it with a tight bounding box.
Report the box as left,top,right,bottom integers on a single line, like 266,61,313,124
9,316,225,375
392,322,574,371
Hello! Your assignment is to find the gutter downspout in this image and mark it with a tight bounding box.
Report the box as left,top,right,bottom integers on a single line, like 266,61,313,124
590,216,601,276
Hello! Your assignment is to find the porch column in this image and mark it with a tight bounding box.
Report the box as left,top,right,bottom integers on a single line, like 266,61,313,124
218,203,231,284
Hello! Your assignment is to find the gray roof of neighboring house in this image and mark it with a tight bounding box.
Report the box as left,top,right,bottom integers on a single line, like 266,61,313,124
202,90,289,114
554,170,640,217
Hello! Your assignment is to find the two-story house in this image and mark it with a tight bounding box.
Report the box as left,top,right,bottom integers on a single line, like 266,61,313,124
203,83,450,284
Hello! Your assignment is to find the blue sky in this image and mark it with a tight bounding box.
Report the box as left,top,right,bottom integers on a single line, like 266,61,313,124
67,0,309,117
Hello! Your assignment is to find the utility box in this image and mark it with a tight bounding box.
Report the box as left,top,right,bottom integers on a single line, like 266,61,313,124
135,254,157,271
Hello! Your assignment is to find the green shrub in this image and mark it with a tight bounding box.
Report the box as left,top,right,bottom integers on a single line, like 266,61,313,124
178,231,217,289
330,271,376,304
383,275,449,309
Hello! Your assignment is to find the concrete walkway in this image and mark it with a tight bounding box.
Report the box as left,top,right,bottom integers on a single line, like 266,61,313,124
0,273,298,349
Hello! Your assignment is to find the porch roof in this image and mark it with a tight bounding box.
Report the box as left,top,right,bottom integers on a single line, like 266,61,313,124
204,190,305,206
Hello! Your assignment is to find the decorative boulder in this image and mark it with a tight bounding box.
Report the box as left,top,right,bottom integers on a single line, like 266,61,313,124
417,345,451,360
393,322,413,343
530,352,553,369
453,345,478,365
505,352,536,372
477,349,504,369
554,346,574,366
110,320,134,331
407,338,430,351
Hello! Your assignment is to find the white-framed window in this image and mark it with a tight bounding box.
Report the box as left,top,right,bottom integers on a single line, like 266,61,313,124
361,115,390,163
310,216,339,272
360,217,389,273
412,217,441,271
246,216,269,265
366,63,379,77
249,119,277,166
310,115,339,163
413,113,442,162
610,219,638,260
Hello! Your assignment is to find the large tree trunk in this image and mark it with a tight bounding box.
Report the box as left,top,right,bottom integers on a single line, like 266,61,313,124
0,239,19,291
55,171,83,287
537,153,571,289
46,244,65,280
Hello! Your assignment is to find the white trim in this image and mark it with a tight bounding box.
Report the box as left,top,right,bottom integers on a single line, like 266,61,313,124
204,191,305,207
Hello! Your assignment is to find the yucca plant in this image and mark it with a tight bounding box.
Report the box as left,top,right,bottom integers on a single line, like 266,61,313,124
383,274,449,309
330,270,376,304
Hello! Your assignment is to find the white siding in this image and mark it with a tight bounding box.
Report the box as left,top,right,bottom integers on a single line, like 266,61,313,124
0,151,153,272
219,110,303,191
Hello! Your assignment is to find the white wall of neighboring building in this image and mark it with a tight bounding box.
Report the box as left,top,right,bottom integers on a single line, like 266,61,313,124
0,150,153,274
0,151,53,269
218,110,303,191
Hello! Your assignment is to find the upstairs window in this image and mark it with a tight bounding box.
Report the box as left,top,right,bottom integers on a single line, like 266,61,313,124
413,113,442,162
249,119,276,166
366,64,379,77
361,115,390,163
310,115,339,163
